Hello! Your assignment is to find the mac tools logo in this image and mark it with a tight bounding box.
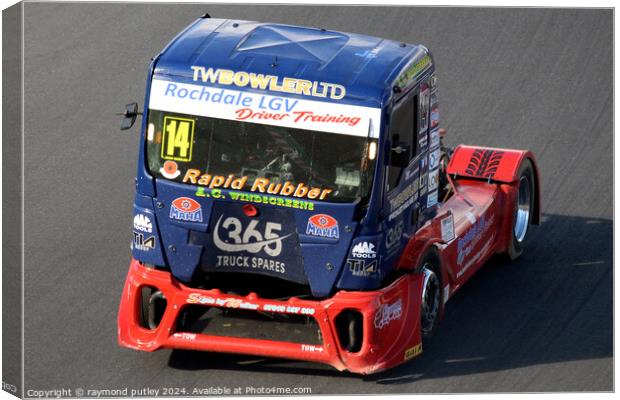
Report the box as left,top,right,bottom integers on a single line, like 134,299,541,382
306,214,339,239
169,197,203,222
351,242,376,258
133,214,152,233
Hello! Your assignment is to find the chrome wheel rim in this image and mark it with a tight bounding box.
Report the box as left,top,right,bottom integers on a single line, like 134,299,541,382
514,176,531,243
421,266,440,336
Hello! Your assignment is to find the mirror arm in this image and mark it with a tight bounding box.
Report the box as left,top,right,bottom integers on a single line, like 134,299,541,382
115,110,143,117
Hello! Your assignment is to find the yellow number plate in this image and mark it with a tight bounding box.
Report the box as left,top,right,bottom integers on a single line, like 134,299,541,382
161,116,195,162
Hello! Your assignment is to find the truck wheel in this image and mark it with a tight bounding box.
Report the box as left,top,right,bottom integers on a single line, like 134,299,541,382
508,159,536,260
419,254,441,339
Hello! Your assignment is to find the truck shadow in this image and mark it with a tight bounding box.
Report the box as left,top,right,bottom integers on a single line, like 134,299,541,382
167,213,612,385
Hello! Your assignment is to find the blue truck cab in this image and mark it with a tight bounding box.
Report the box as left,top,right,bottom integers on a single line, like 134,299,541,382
127,17,443,299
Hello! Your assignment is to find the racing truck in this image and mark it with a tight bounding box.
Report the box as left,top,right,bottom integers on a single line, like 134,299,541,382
118,16,540,374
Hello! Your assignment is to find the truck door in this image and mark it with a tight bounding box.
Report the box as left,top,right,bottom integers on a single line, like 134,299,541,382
383,85,429,262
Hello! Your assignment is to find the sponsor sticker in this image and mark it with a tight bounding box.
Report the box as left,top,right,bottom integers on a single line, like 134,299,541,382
441,213,455,242
224,190,315,211
133,214,152,233
395,54,432,89
190,66,346,100
385,220,404,251
355,48,380,59
419,85,430,133
262,304,315,315
186,293,215,304
419,172,428,195
420,155,427,170
215,254,286,274
430,73,438,89
184,169,332,201
427,190,438,207
388,177,420,221
214,216,290,257
306,214,339,239
418,133,428,149
351,241,377,258
457,214,495,266
205,204,305,283
429,148,441,170
431,107,439,129
149,79,381,137
430,129,440,149
195,187,225,200
170,197,203,222
404,343,423,360
403,165,418,182
347,259,378,277
429,168,439,191
186,293,259,310
457,233,496,279
132,231,155,251
160,160,181,179
374,299,403,329
218,298,260,310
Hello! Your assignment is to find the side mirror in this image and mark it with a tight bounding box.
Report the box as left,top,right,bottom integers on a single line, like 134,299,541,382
118,102,142,130
390,141,410,168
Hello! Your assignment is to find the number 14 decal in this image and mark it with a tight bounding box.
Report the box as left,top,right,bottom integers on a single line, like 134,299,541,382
161,116,195,162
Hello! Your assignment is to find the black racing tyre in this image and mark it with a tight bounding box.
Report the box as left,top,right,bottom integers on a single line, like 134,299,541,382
419,252,442,341
508,159,536,260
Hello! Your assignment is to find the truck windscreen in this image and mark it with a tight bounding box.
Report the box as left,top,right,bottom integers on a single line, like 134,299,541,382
145,109,377,203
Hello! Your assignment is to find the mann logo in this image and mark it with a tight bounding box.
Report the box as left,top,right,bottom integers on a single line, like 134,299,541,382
170,197,203,222
306,214,339,239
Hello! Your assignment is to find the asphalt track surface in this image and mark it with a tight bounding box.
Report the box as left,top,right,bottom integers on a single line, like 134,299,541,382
22,4,612,395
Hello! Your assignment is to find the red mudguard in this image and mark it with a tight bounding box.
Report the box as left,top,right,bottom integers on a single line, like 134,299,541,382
118,259,424,374
447,145,540,224
447,145,532,182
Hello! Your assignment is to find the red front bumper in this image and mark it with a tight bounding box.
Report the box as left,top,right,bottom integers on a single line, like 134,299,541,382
118,259,424,374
